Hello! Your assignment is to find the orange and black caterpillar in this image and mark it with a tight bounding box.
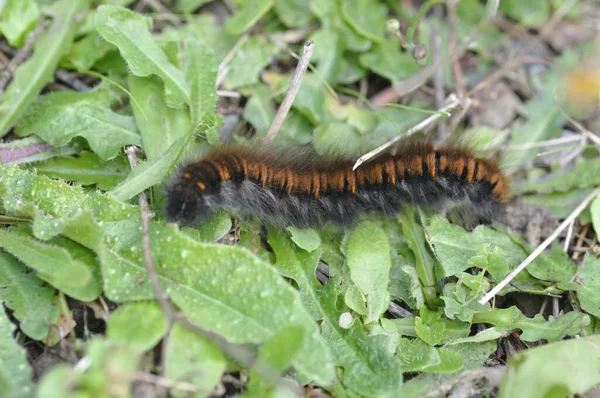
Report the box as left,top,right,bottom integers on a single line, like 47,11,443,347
165,143,508,228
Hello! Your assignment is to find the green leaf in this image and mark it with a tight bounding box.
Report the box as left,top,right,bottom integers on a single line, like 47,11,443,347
592,194,600,242
309,27,342,83
161,15,238,62
184,39,220,135
441,283,490,323
473,307,590,342
110,134,190,201
33,151,129,190
425,216,528,278
129,75,191,160
421,348,465,373
242,84,275,132
499,0,549,28
400,210,438,308
346,220,391,323
499,335,600,398
0,251,59,340
0,309,34,398
223,37,276,89
415,312,444,346
225,0,274,35
0,166,332,385
467,244,509,282
274,0,314,28
526,244,576,284
283,74,337,125
61,33,115,72
245,325,305,397
268,229,400,395
107,302,167,353
0,0,40,47
0,227,101,301
287,226,321,252
165,324,226,397
177,0,214,13
37,338,139,398
340,0,387,42
313,123,362,157
558,255,600,319
396,337,440,372
359,39,419,85
16,91,141,161
95,5,189,108
512,159,600,195
506,100,562,167
0,0,83,137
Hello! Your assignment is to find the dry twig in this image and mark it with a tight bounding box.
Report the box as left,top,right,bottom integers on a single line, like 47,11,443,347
479,186,600,305
352,94,463,170
263,41,314,145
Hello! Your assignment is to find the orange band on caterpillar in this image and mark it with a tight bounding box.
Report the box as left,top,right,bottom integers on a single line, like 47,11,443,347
165,143,508,228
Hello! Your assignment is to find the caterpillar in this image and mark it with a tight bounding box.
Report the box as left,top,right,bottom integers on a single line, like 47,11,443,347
165,143,508,228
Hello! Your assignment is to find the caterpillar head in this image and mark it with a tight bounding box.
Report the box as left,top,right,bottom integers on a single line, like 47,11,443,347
165,162,220,226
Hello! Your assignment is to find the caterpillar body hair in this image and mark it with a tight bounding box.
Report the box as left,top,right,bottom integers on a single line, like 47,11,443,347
165,143,508,228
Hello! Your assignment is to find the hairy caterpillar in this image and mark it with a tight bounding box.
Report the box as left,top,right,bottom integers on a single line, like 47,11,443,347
165,143,508,228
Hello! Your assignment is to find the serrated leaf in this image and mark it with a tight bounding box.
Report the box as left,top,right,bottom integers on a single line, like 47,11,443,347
165,324,226,398
184,39,219,135
426,216,527,278
0,251,59,340
346,220,391,323
129,75,191,161
0,0,83,137
0,166,333,385
473,306,589,342
441,283,490,323
0,309,34,398
287,226,321,252
107,302,167,353
499,335,600,398
33,151,129,190
225,0,274,35
268,229,400,394
0,227,101,301
110,134,190,201
467,244,508,282
340,0,387,42
396,337,440,372
0,0,40,47
16,91,141,161
95,5,189,108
